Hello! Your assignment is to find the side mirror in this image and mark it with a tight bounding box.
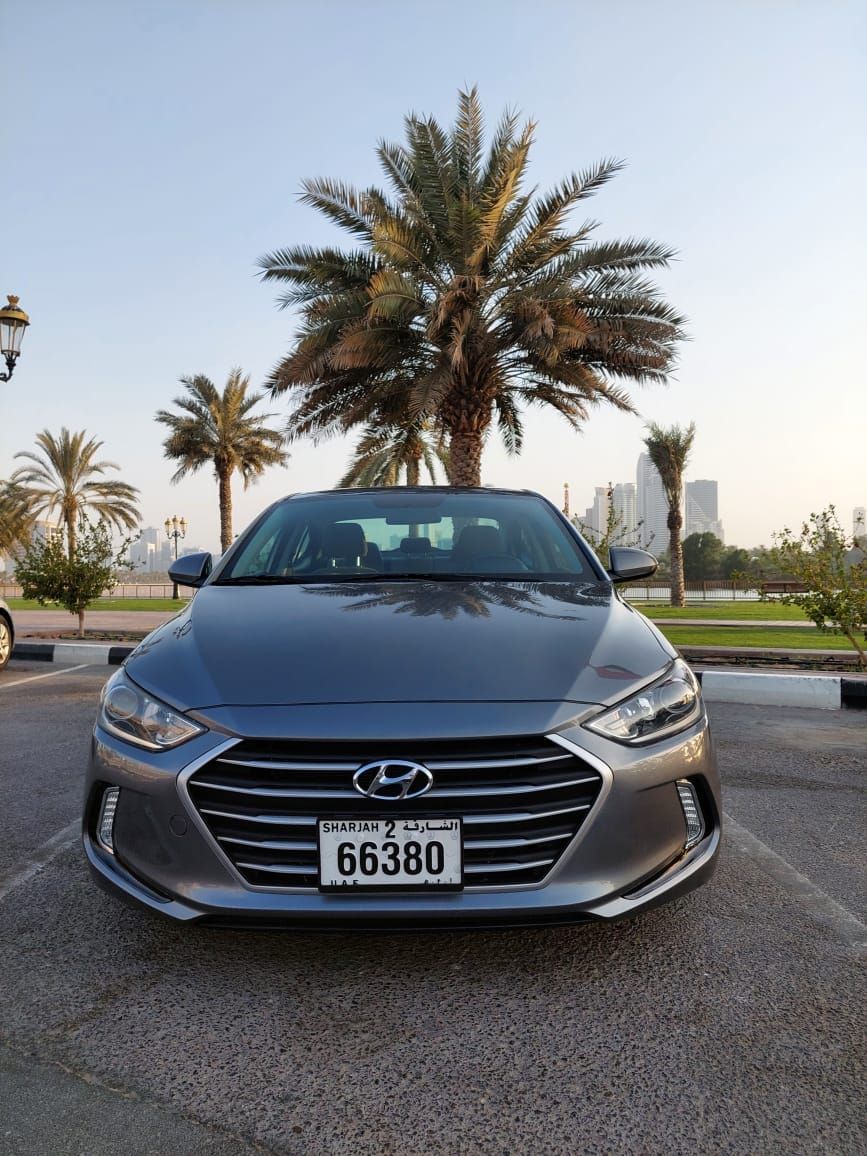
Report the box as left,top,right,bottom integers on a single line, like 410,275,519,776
607,547,658,583
168,552,213,589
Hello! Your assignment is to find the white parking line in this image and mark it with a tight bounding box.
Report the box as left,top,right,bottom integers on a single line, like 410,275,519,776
0,664,90,690
724,813,866,950
0,821,80,902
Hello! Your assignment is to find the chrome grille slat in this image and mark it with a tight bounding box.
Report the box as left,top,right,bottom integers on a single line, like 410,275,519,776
218,835,317,851
464,833,572,850
403,754,572,771
200,802,591,827
462,803,591,824
192,775,598,800
235,860,312,876
217,758,359,772
464,858,555,875
199,807,318,826
216,752,573,774
200,782,361,800
188,736,602,889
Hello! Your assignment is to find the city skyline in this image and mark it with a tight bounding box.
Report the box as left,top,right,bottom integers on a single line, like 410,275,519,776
577,458,725,550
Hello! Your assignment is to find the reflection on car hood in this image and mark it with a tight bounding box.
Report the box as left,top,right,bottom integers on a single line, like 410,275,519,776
125,580,675,711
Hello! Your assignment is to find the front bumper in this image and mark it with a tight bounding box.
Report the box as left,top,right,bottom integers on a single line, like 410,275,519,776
83,708,721,927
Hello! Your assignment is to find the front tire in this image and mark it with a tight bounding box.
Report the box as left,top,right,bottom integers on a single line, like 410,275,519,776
0,615,12,670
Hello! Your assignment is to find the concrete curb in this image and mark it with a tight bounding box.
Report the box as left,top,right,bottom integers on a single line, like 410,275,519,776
12,641,132,666
11,640,867,710
698,670,846,710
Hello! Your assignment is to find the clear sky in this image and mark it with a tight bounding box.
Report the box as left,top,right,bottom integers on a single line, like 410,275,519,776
2,0,865,553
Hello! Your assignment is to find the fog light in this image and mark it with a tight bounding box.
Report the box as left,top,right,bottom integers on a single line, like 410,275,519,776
676,780,704,849
97,787,120,853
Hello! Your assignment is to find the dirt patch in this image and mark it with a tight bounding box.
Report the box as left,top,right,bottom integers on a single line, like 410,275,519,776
20,631,149,642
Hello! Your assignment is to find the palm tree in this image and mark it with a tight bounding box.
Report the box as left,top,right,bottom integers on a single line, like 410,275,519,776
0,480,36,558
156,369,289,552
643,422,696,607
12,429,140,559
259,87,685,486
338,416,448,488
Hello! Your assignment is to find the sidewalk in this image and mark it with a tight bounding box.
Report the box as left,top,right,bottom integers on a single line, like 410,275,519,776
648,618,817,628
13,610,178,636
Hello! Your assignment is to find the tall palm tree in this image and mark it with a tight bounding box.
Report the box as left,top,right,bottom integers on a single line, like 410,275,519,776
643,422,696,607
338,416,448,488
12,429,140,559
156,369,289,552
260,87,685,486
0,480,36,558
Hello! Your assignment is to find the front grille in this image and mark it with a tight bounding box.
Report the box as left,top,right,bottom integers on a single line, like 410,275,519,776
186,737,603,889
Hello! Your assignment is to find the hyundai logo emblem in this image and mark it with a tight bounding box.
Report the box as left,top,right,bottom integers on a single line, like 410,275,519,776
352,760,434,801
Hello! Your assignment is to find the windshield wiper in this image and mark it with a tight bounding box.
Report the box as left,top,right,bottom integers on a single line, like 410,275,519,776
214,574,305,585
297,572,530,583
215,571,539,586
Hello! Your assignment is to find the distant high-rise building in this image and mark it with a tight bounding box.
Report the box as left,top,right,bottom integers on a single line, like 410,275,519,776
685,480,724,542
636,454,670,552
0,519,60,576
129,526,166,572
590,487,610,535
611,483,638,543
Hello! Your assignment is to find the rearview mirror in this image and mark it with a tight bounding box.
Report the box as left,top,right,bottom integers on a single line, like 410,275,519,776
607,547,658,583
168,552,213,589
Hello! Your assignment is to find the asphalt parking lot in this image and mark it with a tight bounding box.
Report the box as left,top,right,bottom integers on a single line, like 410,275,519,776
0,661,864,1155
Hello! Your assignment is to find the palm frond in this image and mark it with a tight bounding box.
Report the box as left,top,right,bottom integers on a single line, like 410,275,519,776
262,90,685,485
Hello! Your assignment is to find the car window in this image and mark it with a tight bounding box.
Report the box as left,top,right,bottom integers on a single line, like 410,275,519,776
217,492,597,582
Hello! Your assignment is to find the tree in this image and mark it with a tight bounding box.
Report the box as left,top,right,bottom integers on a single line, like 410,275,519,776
0,480,36,558
770,506,866,666
720,546,751,579
260,87,685,486
156,370,289,552
15,517,130,638
339,416,448,487
643,422,695,606
682,532,724,580
12,429,140,560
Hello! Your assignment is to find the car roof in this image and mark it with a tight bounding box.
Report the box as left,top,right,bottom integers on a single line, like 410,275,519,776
282,486,545,503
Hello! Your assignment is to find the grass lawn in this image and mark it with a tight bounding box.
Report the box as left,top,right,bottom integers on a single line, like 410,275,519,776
659,625,860,651
636,601,809,621
7,597,187,612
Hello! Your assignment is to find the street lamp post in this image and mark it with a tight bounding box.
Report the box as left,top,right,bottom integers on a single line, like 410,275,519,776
164,515,187,600
0,296,30,382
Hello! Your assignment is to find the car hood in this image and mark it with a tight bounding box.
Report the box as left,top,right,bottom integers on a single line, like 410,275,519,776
125,580,675,712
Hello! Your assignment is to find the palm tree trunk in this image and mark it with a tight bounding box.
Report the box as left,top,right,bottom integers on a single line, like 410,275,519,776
447,431,483,487
66,509,76,562
669,509,685,607
405,454,422,537
218,467,233,554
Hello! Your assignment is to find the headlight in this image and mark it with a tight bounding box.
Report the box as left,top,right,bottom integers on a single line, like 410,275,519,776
98,669,205,750
584,659,702,744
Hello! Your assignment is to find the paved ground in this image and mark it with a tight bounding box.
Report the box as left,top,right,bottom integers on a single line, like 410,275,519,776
0,661,864,1155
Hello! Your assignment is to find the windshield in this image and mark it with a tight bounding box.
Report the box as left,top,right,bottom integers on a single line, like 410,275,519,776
216,490,598,584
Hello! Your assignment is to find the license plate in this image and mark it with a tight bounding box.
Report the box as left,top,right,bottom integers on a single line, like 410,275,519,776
318,818,463,891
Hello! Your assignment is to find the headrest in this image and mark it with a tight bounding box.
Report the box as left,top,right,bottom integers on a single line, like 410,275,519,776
322,522,366,559
453,524,502,556
400,536,432,555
